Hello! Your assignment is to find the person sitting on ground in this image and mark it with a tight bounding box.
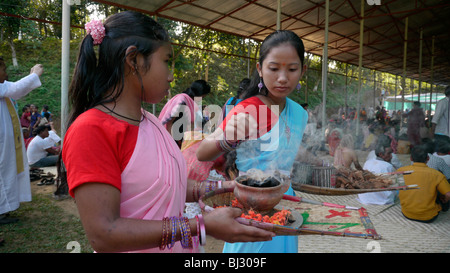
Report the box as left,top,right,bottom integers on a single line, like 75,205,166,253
29,104,41,136
41,104,52,121
363,124,379,151
433,140,450,166
27,124,60,168
333,134,362,170
366,134,403,169
357,137,398,205
397,145,450,223
22,127,34,149
423,140,450,180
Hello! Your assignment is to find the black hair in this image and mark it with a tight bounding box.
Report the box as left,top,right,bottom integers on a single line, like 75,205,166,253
182,79,211,99
34,124,50,135
423,140,435,154
229,78,250,105
445,86,450,96
374,134,391,157
241,30,305,100
411,145,428,163
436,139,450,154
67,11,170,129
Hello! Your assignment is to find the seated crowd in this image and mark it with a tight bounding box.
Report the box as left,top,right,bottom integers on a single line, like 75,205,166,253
20,104,60,168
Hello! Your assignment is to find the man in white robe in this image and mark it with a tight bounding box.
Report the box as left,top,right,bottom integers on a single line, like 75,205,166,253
0,58,43,224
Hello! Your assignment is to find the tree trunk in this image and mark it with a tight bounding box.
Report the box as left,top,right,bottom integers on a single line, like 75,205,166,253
8,39,18,67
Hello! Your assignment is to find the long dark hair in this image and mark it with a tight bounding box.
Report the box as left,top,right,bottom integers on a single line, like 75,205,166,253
229,77,250,105
56,11,170,197
67,11,170,128
182,79,211,99
241,30,305,100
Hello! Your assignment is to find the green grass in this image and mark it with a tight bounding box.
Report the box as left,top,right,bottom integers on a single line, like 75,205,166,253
0,193,93,253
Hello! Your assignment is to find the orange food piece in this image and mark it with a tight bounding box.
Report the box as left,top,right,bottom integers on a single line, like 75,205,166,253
214,198,291,226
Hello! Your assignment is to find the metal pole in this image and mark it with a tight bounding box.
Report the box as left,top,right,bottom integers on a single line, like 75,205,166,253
247,41,250,78
373,70,376,107
400,17,408,126
394,75,398,111
345,63,348,111
356,0,364,136
418,28,423,104
61,0,70,141
277,0,282,30
321,0,329,137
429,36,435,114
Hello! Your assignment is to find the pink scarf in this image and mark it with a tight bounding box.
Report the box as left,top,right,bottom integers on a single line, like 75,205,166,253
120,111,197,253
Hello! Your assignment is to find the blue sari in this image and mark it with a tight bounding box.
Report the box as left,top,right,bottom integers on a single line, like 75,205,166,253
223,97,308,253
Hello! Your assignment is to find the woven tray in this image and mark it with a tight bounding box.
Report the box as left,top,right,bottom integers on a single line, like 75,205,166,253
199,188,381,239
292,183,418,196
291,172,418,196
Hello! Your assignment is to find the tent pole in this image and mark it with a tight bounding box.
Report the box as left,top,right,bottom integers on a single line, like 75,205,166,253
394,75,398,110
356,0,364,137
61,0,70,141
429,36,435,114
277,0,281,30
401,17,408,126
321,0,329,137
418,28,423,105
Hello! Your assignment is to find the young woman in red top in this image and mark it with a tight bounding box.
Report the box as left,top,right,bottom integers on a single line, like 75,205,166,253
62,11,274,253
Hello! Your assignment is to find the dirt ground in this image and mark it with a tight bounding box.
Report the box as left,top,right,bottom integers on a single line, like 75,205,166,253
32,150,411,253
30,169,225,253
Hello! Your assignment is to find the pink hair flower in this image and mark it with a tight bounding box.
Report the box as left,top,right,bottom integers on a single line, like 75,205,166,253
85,20,105,45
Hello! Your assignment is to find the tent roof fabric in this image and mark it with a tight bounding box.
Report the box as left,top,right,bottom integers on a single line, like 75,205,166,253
94,0,450,86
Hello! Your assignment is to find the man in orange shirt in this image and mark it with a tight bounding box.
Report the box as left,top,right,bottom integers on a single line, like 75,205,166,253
398,145,450,223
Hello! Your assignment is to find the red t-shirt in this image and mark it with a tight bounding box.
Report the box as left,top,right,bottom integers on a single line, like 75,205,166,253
62,109,139,197
220,96,278,139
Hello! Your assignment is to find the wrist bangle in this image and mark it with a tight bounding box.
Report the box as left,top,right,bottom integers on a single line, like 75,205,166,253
196,214,206,246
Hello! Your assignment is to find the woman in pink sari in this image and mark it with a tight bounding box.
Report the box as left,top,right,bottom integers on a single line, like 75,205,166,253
62,11,274,253
158,80,209,147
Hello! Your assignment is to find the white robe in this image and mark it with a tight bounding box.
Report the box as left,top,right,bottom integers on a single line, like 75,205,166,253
357,158,398,205
0,73,41,214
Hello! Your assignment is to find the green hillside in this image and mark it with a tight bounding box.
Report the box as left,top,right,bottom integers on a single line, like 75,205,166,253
1,38,80,133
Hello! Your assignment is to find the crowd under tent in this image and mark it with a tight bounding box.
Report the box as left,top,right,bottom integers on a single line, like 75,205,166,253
59,0,450,137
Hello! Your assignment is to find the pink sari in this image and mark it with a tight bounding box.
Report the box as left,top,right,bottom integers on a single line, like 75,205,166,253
120,111,198,253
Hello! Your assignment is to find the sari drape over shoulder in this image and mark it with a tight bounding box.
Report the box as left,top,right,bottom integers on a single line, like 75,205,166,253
64,110,197,253
223,97,308,253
